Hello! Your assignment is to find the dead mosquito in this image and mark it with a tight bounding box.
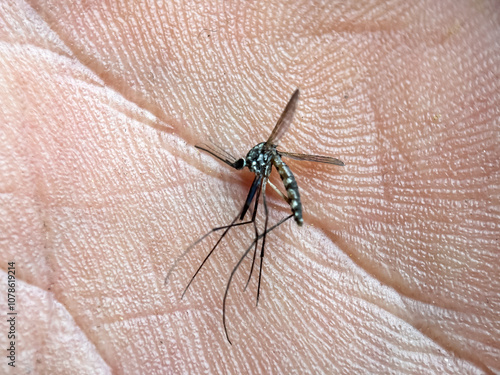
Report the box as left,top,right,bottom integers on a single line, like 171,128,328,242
166,89,344,344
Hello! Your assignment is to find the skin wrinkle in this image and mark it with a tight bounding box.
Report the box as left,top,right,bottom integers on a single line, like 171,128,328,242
272,226,460,370
332,226,494,373
276,232,462,362
1,0,499,373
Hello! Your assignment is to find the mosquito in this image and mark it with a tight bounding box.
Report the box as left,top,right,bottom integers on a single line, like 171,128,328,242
166,89,344,344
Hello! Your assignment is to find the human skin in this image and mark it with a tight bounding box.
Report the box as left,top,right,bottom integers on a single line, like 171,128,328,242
0,0,499,374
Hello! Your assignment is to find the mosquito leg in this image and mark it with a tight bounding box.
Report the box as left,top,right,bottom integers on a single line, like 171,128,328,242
243,183,263,291
243,222,259,291
180,176,263,298
223,214,294,344
180,211,240,298
256,180,269,306
164,218,256,286
268,180,290,204
240,176,262,220
244,180,290,291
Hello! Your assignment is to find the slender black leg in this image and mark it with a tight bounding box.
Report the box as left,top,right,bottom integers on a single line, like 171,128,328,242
179,176,263,298
181,211,241,298
165,218,264,286
222,214,294,344
164,214,257,286
243,183,263,291
256,180,269,306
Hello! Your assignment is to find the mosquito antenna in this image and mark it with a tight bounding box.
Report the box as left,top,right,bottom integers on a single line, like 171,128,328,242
204,138,240,164
196,144,244,170
223,213,294,344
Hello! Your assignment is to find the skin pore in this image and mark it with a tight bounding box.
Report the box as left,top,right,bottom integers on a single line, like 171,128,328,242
1,0,498,373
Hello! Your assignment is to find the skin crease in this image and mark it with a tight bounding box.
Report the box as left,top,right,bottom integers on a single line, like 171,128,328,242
0,0,499,373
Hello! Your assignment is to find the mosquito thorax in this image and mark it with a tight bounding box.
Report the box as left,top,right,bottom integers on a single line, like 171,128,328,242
245,142,276,175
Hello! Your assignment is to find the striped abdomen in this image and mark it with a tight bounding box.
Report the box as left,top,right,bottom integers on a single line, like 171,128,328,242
272,156,303,226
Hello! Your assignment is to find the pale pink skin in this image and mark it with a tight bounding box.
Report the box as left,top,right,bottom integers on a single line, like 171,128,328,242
1,0,499,374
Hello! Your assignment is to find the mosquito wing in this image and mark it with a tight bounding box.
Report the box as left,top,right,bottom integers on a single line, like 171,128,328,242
266,89,300,146
278,151,345,166
195,143,245,170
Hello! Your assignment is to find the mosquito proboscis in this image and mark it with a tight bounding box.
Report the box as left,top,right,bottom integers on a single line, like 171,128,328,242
166,89,344,344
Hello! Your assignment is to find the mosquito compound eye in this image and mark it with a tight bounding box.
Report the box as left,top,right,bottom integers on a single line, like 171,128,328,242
234,159,245,170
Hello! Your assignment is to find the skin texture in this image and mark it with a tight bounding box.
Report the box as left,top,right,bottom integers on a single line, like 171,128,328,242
0,0,499,373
